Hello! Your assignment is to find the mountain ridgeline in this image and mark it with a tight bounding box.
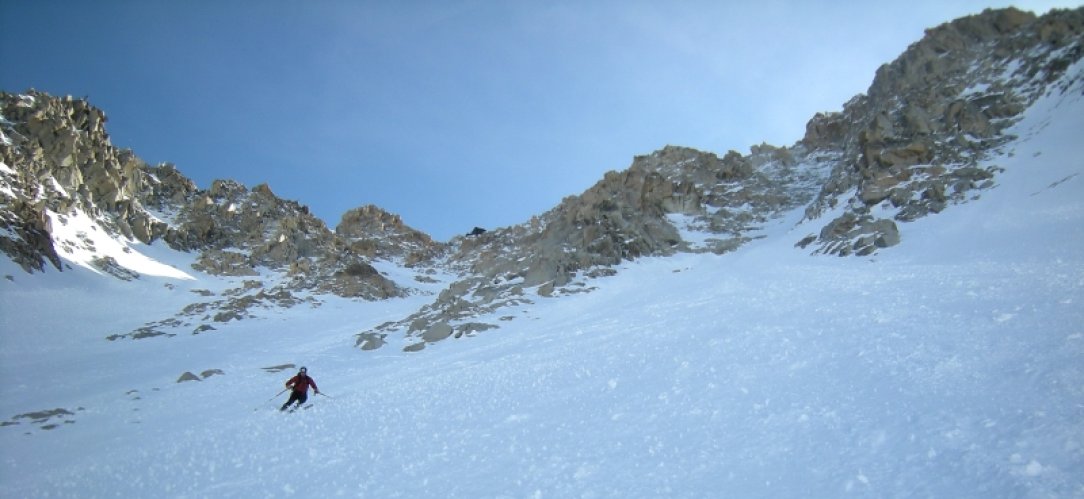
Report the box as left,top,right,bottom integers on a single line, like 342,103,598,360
2,7,1082,350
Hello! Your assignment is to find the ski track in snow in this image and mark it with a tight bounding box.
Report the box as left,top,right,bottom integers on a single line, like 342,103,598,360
1,67,1083,499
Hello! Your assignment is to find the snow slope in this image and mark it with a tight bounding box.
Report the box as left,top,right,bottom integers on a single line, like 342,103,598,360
1,75,1083,498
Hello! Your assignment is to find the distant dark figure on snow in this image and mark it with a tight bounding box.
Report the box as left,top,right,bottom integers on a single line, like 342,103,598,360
280,366,320,411
468,226,486,236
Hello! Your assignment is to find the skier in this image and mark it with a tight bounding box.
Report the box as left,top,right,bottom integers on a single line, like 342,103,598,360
280,366,320,411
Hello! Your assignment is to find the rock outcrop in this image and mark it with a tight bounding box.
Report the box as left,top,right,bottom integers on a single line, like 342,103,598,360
0,91,159,272
798,7,1083,255
336,204,444,266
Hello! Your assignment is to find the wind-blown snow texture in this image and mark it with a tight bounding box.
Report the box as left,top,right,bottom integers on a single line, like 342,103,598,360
2,69,1083,499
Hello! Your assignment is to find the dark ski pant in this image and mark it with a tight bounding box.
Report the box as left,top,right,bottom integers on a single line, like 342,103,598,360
281,390,308,411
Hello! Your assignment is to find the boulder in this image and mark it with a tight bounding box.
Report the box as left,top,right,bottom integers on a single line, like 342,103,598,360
421,322,453,343
176,372,201,383
355,332,387,351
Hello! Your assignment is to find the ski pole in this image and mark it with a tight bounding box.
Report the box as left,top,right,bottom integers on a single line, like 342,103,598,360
254,388,290,411
317,392,332,399
267,388,288,402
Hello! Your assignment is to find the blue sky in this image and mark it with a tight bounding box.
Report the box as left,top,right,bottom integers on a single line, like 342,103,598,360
2,1,1079,241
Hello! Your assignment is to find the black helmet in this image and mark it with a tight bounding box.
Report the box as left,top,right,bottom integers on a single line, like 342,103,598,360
299,366,307,374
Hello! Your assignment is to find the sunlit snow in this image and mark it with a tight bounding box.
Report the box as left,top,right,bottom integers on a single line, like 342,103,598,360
44,207,195,280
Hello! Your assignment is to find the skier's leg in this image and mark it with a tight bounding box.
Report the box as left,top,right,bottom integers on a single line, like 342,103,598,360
280,392,299,411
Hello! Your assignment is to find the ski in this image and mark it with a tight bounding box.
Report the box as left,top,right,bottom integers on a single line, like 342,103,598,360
285,403,313,413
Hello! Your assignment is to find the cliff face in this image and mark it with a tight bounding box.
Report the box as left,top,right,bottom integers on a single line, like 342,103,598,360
798,7,1083,255
1,92,149,273
2,7,1082,349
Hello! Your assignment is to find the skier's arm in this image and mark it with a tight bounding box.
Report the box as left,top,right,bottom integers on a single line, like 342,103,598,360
311,379,320,394
285,375,297,389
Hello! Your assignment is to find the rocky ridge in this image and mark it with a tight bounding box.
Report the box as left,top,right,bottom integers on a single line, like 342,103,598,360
358,143,831,351
2,7,1082,350
0,93,413,338
361,7,1083,351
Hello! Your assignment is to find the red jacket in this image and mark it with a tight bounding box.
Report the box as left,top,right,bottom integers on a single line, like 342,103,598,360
286,374,319,394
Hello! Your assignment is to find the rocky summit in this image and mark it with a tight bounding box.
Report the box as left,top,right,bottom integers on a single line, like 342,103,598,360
2,7,1082,350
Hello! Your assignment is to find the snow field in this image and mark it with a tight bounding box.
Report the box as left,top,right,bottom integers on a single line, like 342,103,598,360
3,236,1081,497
